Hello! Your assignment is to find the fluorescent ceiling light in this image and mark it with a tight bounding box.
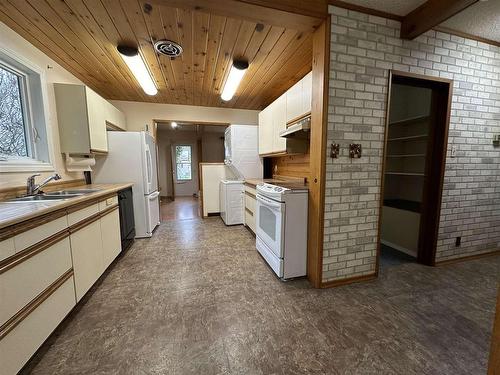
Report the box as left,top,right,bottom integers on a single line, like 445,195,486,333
221,60,249,102
117,45,158,96
171,121,178,128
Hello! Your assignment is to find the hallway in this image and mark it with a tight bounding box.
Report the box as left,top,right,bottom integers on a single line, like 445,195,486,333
160,196,201,222
21,217,499,374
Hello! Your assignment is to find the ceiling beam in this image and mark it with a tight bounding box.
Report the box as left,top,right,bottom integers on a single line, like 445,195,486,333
149,0,324,32
401,0,479,40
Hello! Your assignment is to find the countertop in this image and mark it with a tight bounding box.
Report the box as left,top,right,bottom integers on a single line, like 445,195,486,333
0,183,133,230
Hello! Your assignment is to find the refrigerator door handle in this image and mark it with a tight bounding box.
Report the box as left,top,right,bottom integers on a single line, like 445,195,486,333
148,191,160,200
145,145,152,190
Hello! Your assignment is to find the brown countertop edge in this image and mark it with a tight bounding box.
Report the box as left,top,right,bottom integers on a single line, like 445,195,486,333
0,183,133,230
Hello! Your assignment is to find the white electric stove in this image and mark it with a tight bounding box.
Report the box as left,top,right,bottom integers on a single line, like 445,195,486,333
255,183,308,279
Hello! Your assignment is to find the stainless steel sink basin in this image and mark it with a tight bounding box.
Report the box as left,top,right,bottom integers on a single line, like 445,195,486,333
9,194,79,202
45,189,101,195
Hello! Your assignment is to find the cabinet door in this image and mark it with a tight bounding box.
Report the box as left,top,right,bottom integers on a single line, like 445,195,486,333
302,71,312,115
258,106,273,155
285,80,303,123
101,209,121,269
86,88,108,153
70,220,104,301
272,94,287,153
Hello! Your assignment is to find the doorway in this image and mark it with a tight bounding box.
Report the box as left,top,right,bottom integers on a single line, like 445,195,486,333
156,121,228,222
378,71,452,270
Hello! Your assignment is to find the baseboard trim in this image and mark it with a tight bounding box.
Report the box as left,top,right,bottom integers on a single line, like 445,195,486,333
321,273,377,288
435,249,500,266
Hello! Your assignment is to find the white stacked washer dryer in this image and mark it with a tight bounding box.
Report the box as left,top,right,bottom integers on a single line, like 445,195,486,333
220,125,261,226
255,183,308,279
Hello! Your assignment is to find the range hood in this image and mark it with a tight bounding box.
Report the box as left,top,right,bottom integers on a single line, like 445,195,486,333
279,115,311,138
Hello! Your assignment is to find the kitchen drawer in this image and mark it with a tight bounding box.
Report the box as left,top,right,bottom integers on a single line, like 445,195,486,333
245,184,256,196
0,276,76,375
0,237,15,262
245,209,256,233
99,195,118,211
245,193,256,213
14,215,68,252
67,202,99,226
0,237,72,327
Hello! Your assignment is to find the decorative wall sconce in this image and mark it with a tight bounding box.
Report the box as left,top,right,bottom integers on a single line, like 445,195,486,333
330,143,340,158
349,144,362,158
493,134,500,146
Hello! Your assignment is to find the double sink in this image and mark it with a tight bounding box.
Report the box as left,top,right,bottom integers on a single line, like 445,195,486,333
9,189,101,203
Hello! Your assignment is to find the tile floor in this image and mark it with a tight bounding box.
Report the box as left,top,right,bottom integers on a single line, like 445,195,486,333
22,217,500,374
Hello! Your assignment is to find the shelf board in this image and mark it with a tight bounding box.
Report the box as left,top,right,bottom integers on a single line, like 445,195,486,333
387,134,428,142
387,154,426,158
389,115,430,126
385,172,425,176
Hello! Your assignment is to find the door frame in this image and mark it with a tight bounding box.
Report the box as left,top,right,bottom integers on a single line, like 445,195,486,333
376,70,453,272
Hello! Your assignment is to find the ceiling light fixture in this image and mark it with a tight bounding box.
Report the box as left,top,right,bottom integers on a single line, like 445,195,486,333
171,121,178,128
221,59,249,102
117,45,158,96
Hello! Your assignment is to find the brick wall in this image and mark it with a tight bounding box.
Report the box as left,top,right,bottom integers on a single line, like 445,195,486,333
323,5,500,283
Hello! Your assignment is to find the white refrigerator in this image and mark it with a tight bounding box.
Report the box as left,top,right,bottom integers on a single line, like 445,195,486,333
93,131,160,238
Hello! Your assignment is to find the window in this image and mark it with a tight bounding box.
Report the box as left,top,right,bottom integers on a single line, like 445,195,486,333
0,48,52,172
0,64,30,157
175,145,192,181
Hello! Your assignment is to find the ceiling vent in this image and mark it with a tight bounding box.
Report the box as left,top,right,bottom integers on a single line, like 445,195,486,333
154,40,183,58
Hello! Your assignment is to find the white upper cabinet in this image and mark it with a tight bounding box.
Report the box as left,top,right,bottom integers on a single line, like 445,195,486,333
258,105,273,155
272,94,287,154
286,80,303,123
259,71,312,156
286,71,312,123
302,71,312,116
54,84,126,154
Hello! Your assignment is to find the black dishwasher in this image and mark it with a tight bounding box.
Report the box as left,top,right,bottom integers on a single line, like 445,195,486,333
118,187,135,251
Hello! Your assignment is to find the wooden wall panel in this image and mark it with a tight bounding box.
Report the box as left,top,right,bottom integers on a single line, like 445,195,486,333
270,153,311,181
0,0,315,110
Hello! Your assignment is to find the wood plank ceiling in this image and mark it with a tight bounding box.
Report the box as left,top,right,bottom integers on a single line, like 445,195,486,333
0,0,314,110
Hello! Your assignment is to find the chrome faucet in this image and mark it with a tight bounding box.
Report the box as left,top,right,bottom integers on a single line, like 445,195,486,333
26,173,62,196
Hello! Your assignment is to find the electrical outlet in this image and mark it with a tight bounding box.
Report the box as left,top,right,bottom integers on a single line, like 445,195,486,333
450,145,457,158
455,236,461,247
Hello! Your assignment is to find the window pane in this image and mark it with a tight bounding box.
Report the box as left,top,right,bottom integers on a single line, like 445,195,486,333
0,65,28,157
177,163,192,180
175,145,191,163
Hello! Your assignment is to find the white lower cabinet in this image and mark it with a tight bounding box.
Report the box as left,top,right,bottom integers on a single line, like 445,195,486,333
0,276,76,375
101,209,121,269
244,185,257,233
0,237,72,327
0,194,122,375
70,219,105,301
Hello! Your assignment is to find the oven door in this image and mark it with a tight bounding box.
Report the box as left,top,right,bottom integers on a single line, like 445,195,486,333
255,194,285,258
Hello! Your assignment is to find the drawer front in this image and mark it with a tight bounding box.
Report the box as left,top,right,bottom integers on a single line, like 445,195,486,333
0,237,72,327
14,215,68,252
70,220,104,301
245,193,256,213
67,203,99,226
99,195,118,211
0,276,76,375
0,238,15,262
245,185,256,196
245,209,255,232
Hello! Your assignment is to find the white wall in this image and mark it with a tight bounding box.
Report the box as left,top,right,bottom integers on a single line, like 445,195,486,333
0,21,83,189
110,101,259,132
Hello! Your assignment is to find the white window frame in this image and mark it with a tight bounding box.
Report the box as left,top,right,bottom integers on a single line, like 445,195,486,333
175,144,192,181
0,46,55,173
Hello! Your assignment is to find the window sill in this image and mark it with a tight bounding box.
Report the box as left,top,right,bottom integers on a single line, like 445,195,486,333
0,159,55,173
